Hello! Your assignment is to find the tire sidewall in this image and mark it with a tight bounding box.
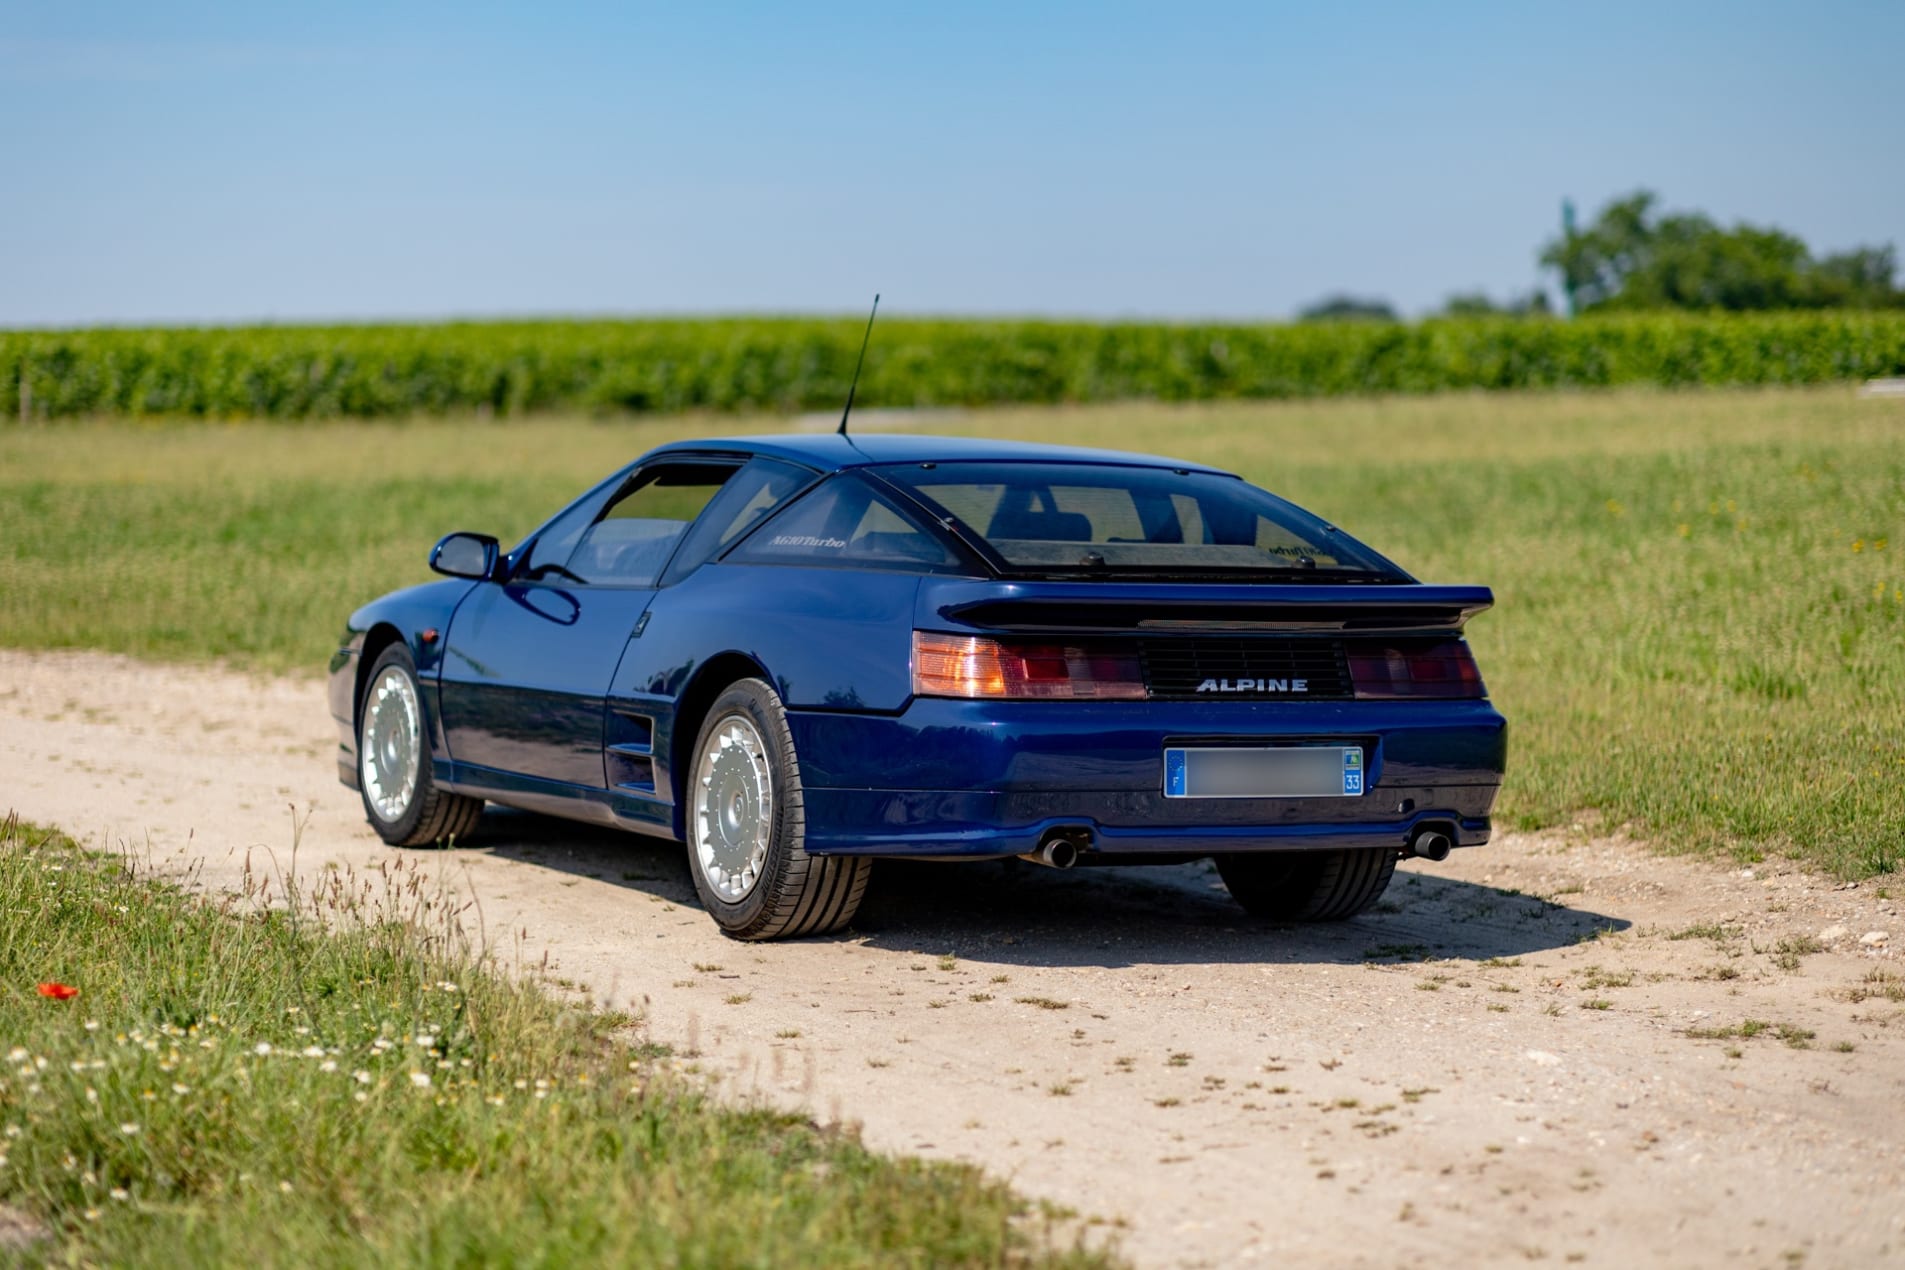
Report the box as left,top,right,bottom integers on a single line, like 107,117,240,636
685,680,802,932
359,644,431,844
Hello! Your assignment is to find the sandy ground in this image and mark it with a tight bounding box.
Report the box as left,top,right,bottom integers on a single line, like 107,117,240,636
2,647,1902,1268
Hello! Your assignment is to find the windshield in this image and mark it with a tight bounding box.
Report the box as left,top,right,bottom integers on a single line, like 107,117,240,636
875,462,1402,578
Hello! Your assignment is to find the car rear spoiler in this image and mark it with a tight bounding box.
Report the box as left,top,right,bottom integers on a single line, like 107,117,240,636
919,580,1495,637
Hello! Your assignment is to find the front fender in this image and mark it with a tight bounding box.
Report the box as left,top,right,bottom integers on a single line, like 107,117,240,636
329,578,478,787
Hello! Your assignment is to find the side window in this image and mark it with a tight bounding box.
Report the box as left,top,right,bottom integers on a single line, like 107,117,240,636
1253,514,1325,562
730,475,960,569
564,463,738,587
517,469,631,582
660,458,815,585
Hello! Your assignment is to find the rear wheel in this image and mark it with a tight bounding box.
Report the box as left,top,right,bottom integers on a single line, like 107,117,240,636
358,644,484,847
686,678,870,940
1215,848,1396,921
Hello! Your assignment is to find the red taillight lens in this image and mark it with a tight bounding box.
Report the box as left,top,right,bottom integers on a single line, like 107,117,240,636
912,632,1147,700
1348,640,1487,699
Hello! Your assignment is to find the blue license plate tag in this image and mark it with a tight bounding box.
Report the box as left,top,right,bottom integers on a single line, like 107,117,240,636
1164,745,1364,799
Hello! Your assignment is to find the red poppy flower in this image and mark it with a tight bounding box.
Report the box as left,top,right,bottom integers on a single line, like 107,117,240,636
36,983,78,1001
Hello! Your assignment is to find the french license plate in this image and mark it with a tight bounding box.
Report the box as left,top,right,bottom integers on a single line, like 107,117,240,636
1163,745,1364,799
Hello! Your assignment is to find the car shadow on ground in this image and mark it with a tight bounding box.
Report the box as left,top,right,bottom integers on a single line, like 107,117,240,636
467,808,1628,969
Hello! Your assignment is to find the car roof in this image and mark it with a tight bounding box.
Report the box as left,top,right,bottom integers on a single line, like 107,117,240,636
646,432,1233,476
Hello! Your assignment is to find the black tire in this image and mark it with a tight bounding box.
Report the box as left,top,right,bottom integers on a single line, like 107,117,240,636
357,644,484,848
684,678,870,941
1215,848,1397,921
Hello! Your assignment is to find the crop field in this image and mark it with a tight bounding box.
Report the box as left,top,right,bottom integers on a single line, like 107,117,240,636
2,385,1901,880
5,312,1905,419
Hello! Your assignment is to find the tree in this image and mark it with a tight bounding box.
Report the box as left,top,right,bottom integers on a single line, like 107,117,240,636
1541,191,1903,313
1298,294,1398,323
1440,290,1553,318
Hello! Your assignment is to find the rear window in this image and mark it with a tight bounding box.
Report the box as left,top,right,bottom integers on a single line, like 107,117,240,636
877,462,1397,577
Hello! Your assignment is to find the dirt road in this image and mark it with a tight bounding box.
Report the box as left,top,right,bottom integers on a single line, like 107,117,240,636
2,648,1901,1267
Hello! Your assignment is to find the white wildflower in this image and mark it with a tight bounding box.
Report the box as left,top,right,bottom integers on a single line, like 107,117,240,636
319,1060,337,1073
119,1123,140,1136
253,1043,272,1056
409,1071,432,1089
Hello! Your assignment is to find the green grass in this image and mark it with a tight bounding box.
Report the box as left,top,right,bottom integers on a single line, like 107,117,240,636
2,384,1902,878
0,817,1110,1266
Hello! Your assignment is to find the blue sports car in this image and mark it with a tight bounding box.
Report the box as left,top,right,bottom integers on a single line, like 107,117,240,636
330,434,1506,940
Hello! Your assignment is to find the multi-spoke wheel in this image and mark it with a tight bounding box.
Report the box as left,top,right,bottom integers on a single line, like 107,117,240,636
685,678,870,940
357,644,483,847
1214,848,1397,921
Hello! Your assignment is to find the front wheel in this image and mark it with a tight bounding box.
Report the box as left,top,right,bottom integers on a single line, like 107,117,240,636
685,678,870,940
357,644,484,847
1215,848,1396,921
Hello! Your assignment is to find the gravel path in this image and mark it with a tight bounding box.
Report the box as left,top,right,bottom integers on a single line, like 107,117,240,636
2,648,1901,1267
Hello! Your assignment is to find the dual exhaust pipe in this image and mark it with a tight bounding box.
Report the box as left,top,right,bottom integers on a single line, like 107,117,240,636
1021,824,1454,869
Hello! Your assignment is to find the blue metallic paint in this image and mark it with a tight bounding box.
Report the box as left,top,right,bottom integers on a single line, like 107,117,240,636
436,582,655,787
330,577,478,788
787,697,1502,856
328,434,1508,865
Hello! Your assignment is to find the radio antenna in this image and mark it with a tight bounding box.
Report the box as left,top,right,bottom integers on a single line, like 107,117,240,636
836,293,880,436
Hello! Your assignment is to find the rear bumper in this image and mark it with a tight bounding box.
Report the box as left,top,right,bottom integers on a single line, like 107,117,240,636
789,697,1505,858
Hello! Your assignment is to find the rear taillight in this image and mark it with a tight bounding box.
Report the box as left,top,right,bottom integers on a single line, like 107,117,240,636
1348,640,1487,699
912,632,1146,700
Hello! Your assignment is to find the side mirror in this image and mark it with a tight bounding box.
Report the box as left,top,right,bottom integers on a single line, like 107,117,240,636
430,532,500,581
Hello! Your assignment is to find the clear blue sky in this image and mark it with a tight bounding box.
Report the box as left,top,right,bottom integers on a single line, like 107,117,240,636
4,1,1900,326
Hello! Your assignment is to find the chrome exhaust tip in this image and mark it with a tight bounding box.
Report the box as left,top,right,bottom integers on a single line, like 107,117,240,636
1019,830,1086,869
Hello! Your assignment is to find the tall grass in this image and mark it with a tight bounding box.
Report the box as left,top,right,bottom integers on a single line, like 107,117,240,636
1,387,1900,877
0,816,1110,1266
